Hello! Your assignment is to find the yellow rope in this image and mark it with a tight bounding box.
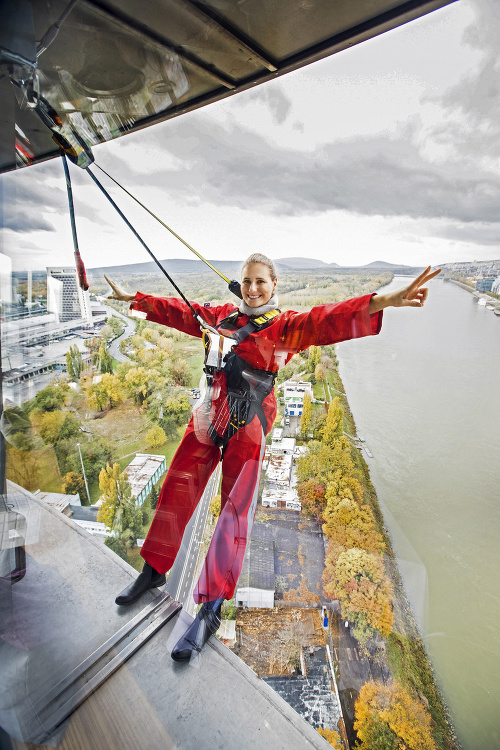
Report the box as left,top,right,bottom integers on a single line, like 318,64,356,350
95,164,231,283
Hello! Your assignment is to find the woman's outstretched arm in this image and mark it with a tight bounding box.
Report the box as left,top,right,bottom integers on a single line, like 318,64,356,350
369,266,441,314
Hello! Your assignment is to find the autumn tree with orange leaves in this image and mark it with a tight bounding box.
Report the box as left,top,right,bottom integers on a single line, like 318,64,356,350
354,680,437,750
297,478,326,520
334,548,393,641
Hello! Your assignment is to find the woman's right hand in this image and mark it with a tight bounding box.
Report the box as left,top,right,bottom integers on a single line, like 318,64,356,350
104,274,135,302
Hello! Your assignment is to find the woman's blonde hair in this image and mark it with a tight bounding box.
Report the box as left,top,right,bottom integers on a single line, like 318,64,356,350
241,253,277,281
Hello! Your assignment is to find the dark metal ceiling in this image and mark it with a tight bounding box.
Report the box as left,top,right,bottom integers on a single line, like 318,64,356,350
0,0,456,173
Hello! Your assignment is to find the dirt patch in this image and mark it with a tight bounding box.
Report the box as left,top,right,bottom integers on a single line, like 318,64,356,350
232,608,325,676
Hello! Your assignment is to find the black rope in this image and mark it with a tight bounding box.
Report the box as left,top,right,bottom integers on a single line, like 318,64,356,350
62,153,80,255
62,152,89,290
86,166,204,326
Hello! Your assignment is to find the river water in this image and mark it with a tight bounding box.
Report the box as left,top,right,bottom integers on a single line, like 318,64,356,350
337,278,500,750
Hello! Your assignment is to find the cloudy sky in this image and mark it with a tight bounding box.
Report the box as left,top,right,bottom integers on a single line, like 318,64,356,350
2,0,500,273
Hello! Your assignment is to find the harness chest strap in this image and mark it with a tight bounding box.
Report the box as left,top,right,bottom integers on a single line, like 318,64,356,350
201,308,281,447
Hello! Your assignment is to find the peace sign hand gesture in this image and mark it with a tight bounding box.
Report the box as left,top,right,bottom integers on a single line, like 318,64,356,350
369,266,441,314
104,274,135,303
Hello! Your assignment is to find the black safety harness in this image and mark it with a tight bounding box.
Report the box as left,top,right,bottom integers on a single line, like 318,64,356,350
202,309,281,450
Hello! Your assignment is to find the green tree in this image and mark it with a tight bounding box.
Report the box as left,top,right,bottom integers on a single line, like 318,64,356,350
99,343,114,374
61,471,88,503
149,484,160,511
33,382,69,412
3,405,31,436
55,437,112,485
66,345,84,381
98,463,143,550
146,425,167,449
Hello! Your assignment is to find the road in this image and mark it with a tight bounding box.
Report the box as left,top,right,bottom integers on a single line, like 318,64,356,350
165,466,220,609
105,306,135,362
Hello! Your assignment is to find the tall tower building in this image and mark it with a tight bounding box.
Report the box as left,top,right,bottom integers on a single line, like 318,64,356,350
46,267,91,324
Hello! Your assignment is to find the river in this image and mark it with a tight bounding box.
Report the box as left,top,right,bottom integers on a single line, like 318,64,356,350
337,277,500,750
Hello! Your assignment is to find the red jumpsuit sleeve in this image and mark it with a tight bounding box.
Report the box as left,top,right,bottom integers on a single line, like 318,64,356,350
129,292,225,338
279,293,383,353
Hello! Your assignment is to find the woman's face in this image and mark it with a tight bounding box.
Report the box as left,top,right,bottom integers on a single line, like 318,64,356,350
241,262,277,308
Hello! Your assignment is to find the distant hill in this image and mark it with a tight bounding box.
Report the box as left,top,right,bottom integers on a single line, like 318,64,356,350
88,257,410,278
362,260,412,269
275,257,335,269
87,257,332,277
87,258,244,278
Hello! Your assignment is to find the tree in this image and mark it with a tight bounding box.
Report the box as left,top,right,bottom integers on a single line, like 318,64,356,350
320,397,344,446
99,343,114,374
210,494,222,519
98,463,143,550
100,324,113,342
354,680,437,750
323,471,365,518
61,471,88,503
124,366,162,405
296,438,353,486
3,405,31,436
33,382,69,412
300,393,312,436
308,345,321,373
146,425,167,449
149,483,160,510
317,728,343,749
66,345,84,381
315,362,327,383
86,373,124,411
334,548,393,639
56,437,112,485
297,478,326,520
38,411,67,444
323,499,384,560
169,358,192,387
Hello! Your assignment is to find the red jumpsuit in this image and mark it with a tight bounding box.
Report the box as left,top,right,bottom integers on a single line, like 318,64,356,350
130,292,383,603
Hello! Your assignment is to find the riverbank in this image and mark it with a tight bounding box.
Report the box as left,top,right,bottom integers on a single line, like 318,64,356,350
448,278,500,309
328,364,461,750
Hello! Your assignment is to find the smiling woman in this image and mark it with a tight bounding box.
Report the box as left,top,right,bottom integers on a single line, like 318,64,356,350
105,256,439,663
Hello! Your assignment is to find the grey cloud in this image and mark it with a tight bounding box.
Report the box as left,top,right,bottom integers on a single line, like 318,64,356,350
120,117,500,226
3,209,55,232
246,86,292,124
430,221,500,246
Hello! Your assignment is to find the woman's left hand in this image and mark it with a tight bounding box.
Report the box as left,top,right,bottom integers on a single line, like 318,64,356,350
369,266,441,313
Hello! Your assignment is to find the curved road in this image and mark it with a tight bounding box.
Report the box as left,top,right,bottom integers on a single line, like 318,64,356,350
104,306,135,362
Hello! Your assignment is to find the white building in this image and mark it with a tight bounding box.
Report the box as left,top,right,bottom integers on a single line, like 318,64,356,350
125,453,167,506
266,452,293,488
47,266,92,324
261,486,301,512
271,437,296,456
283,381,313,417
34,490,81,516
